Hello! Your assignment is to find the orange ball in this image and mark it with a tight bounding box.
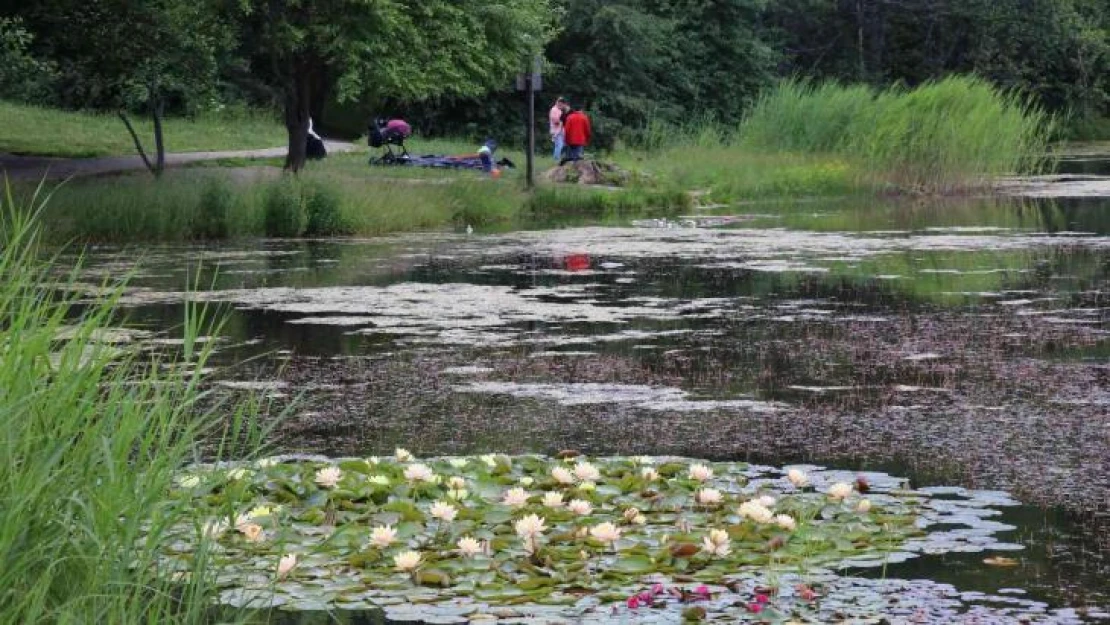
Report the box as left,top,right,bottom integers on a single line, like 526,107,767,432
490,168,502,179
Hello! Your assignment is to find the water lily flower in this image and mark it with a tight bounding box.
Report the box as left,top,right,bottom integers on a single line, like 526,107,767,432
448,458,468,468
738,500,774,524
627,595,642,609
857,498,872,513
238,522,265,542
702,529,731,557
447,476,466,489
688,464,714,482
757,495,776,508
394,448,414,462
364,456,380,466
623,508,641,522
514,514,547,539
256,458,279,469
543,492,564,508
632,514,647,525
574,461,600,482
828,482,854,500
429,501,458,522
641,467,660,481
578,481,597,492
227,467,251,481
403,463,435,483
480,454,498,467
696,488,723,505
787,469,808,488
368,475,390,486
248,505,273,519
457,536,483,557
567,499,593,516
276,554,297,578
755,593,770,604
314,466,342,488
393,550,422,572
693,585,710,598
520,476,535,487
370,525,397,548
502,487,530,508
775,514,797,531
633,456,653,465
177,474,201,489
201,519,227,540
447,488,469,501
590,522,622,545
747,602,763,614
551,466,575,485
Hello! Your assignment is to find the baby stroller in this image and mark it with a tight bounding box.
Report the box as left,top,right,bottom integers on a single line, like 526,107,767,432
368,117,412,165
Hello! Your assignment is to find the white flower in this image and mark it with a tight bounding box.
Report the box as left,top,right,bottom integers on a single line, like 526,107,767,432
447,476,467,490
364,456,380,466
277,554,297,577
757,495,776,508
623,508,641,522
568,499,593,516
520,477,535,487
514,514,547,539
632,514,647,525
775,514,797,531
457,536,483,557
590,522,621,544
857,499,872,513
574,462,601,482
314,467,342,488
370,525,397,548
403,464,435,483
227,467,251,481
502,487,530,508
238,522,265,542
429,501,458,522
689,464,714,482
579,482,596,492
368,475,390,486
696,488,723,505
641,468,660,482
394,448,414,462
178,475,201,489
551,466,576,484
447,488,469,501
828,482,854,500
256,458,279,469
201,519,227,540
738,500,774,524
633,456,653,465
480,454,498,467
448,458,469,468
542,492,564,508
393,550,422,572
702,535,731,557
787,469,809,488
707,529,729,546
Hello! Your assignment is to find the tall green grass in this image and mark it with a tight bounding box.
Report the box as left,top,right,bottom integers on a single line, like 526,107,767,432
0,185,263,622
738,76,1054,193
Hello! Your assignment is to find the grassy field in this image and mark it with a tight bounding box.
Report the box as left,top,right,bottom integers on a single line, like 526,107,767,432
0,100,288,157
0,188,265,622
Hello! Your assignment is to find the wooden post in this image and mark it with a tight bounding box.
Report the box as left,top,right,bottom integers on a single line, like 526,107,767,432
527,74,535,189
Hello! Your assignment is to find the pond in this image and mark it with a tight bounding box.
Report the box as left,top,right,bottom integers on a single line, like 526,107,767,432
69,182,1109,622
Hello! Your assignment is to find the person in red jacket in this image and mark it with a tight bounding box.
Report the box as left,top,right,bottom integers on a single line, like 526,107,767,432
561,107,591,165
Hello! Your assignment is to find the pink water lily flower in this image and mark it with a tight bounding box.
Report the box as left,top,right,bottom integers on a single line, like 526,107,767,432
626,595,641,609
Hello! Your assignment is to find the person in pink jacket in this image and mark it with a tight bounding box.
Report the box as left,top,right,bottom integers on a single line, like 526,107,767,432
549,96,568,161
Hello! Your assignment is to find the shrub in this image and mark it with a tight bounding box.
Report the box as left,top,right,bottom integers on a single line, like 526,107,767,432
303,182,349,236
193,179,233,239
263,178,305,237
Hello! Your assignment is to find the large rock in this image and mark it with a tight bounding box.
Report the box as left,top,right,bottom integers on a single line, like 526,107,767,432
543,160,633,186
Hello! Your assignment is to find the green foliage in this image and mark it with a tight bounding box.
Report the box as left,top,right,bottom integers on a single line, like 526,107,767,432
263,178,307,237
194,179,233,239
0,17,57,103
303,182,350,236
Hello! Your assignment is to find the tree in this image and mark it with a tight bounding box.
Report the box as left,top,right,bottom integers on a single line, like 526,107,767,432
225,0,555,172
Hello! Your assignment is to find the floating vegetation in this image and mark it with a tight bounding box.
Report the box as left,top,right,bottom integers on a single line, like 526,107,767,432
158,454,1029,620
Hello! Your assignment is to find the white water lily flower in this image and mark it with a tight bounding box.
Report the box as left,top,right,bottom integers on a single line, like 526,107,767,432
702,535,732,558
543,492,564,508
708,529,729,546
641,467,660,482
514,514,547,539
256,458,279,469
590,522,621,544
227,467,251,481
574,461,600,482
447,476,467,490
787,469,809,487
757,495,776,508
448,458,469,468
394,448,414,462
368,475,390,486
314,466,342,488
775,514,797,531
632,514,647,525
178,475,201,489
828,482,854,500
201,519,227,540
370,525,397,548
551,466,575,485
429,501,458,522
578,481,596,492
696,488,723,505
623,508,641,522
364,456,380,466
738,500,774,524
277,553,297,577
502,487,530,508
457,536,483,557
403,464,435,483
633,456,653,465
857,499,872,513
520,476,535,487
480,454,498,467
568,499,593,516
689,464,714,482
393,550,422,572
447,488,469,501
238,522,265,542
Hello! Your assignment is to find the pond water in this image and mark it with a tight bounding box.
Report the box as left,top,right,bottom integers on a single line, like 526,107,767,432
72,187,1109,621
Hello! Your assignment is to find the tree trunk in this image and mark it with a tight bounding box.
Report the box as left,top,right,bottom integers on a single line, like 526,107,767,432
119,111,156,176
152,97,166,177
284,64,311,173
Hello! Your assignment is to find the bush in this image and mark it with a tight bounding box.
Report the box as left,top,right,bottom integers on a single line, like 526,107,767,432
193,179,233,239
0,18,58,104
303,182,349,236
263,178,305,237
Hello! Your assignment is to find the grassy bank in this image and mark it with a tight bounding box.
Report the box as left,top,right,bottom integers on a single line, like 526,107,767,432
0,189,262,621
0,100,287,157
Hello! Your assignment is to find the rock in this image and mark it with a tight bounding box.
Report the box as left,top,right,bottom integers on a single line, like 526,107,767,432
543,160,634,186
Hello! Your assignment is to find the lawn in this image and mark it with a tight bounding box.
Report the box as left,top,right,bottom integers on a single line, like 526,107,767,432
0,100,288,157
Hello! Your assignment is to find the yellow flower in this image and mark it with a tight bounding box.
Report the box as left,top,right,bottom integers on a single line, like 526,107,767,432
578,481,596,492
314,467,342,488
248,505,273,519
370,525,397,548
590,522,621,544
276,554,297,578
393,550,422,572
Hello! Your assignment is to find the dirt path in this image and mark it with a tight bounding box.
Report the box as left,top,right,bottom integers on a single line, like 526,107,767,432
0,141,358,181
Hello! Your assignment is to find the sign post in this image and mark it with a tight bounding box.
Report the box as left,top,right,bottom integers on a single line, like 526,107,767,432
516,56,542,189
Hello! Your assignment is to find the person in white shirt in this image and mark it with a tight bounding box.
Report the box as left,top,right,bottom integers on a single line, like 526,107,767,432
549,96,568,161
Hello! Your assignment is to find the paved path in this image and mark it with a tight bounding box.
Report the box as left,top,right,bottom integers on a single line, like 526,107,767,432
0,141,359,181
